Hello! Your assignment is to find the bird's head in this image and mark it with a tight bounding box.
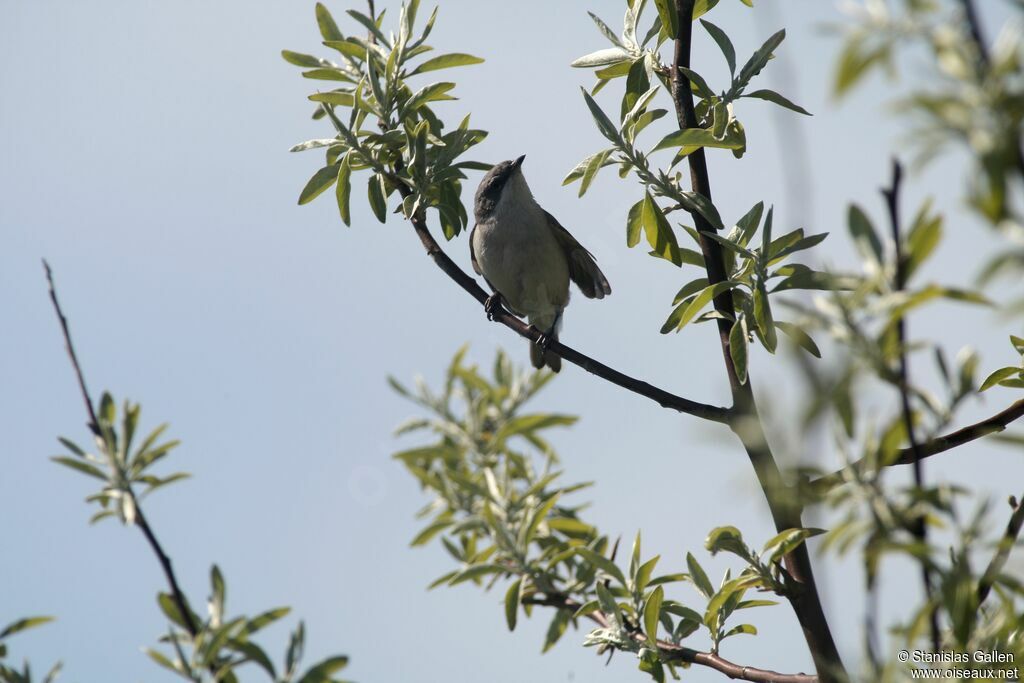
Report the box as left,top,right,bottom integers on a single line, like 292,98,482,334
474,154,530,219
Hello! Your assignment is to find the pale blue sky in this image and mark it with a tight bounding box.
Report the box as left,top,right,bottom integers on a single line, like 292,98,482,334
2,1,1022,682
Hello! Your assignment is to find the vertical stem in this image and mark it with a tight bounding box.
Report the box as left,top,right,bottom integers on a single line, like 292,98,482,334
670,4,847,681
882,159,940,651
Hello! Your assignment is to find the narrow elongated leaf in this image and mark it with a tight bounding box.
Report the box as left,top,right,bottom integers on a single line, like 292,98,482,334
729,317,748,384
505,578,522,631
980,367,1021,391
653,0,678,41
848,204,883,265
775,321,820,358
409,53,484,75
744,89,811,115
753,283,777,352
315,3,344,41
576,547,627,586
737,30,786,90
281,50,325,68
652,127,743,152
686,552,714,598
368,174,387,223
335,155,352,226
0,617,54,639
701,20,735,75
298,164,340,205
627,198,644,247
542,609,571,652
641,192,682,265
571,48,631,68
643,586,665,646
581,88,621,143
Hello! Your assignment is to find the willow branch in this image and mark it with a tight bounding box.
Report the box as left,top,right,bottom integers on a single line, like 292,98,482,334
669,2,845,680
882,159,939,651
524,594,817,683
398,193,731,424
44,260,201,640
978,493,1024,606
810,398,1024,491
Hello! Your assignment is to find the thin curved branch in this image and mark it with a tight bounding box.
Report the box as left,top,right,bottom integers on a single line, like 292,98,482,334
525,595,817,683
810,398,1024,491
883,159,939,651
44,261,201,640
978,493,1024,606
402,199,732,425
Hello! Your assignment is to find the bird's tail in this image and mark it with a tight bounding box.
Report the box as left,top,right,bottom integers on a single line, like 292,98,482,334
530,334,561,373
529,312,562,373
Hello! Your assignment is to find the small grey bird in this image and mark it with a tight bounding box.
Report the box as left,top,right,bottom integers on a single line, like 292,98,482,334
470,155,611,372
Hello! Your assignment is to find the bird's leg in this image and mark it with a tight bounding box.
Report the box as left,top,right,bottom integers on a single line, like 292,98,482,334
530,326,555,351
484,292,505,321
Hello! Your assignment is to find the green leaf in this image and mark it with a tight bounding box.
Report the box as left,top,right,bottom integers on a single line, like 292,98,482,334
980,367,1022,392
315,3,344,42
743,89,811,115
652,127,744,153
663,280,740,333
346,9,390,47
723,623,757,639
298,164,340,205
692,0,721,20
335,155,353,226
587,11,624,48
576,547,627,587
905,203,942,280
367,174,387,223
753,283,777,352
0,617,54,640
653,0,678,41
686,552,713,598
727,306,749,377
505,578,522,631
705,526,747,557
410,519,452,546
289,137,344,153
297,656,349,683
571,48,632,68
308,91,355,107
641,192,682,266
542,609,571,653
736,29,785,91
643,586,665,646
848,204,883,265
701,20,735,75
833,38,890,98
1012,335,1024,356
578,149,613,197
448,563,506,585
281,50,325,68
404,82,457,113
302,68,354,82
627,198,644,248
50,456,106,481
635,556,660,594
762,528,825,563
673,277,710,305
409,53,484,75
581,88,622,143
775,321,820,358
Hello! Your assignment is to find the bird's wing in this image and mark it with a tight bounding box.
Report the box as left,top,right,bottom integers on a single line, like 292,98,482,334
545,210,612,299
469,224,483,275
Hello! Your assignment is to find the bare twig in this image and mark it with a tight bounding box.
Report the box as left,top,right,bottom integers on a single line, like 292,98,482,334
882,159,939,651
978,494,1024,606
810,399,1024,491
43,261,201,640
670,3,846,680
44,261,100,437
524,594,817,683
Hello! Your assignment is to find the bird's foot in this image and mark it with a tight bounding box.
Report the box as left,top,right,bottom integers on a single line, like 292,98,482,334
531,326,554,350
484,293,505,321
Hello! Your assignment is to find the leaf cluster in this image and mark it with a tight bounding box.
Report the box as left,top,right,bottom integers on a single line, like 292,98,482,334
284,1,488,238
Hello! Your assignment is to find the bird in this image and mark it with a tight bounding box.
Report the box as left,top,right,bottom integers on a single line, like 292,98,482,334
470,155,611,372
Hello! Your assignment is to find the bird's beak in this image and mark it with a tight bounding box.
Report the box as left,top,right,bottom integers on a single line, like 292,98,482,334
512,154,526,169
